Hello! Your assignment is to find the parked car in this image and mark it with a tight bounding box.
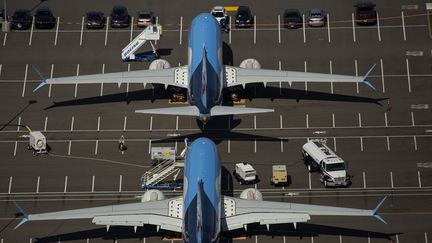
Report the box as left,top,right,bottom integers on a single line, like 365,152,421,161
34,6,56,29
283,9,302,29
308,8,326,27
86,11,105,29
355,1,377,25
11,9,32,30
110,5,131,28
235,6,253,28
137,10,154,27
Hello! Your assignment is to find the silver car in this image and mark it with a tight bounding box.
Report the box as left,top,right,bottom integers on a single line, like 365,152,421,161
308,9,326,27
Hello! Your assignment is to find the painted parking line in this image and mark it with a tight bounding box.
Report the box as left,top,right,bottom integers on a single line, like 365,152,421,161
100,64,105,96
277,15,281,43
79,16,84,46
0,64,2,78
358,113,362,127
44,116,48,131
385,112,388,127
8,177,12,194
304,61,308,92
332,113,335,128
227,139,231,153
254,16,257,44
179,16,183,45
306,114,309,128
36,176,40,193
377,11,382,42
280,139,283,152
54,16,60,46
278,61,282,95
104,17,109,46
95,140,99,155
21,64,28,98
418,171,422,188
149,116,153,131
68,140,72,155
280,114,283,129
387,136,390,151
70,116,75,131
380,58,385,93
363,171,366,188
303,14,306,43
28,16,35,46
354,59,359,93
97,116,101,131
2,33,7,46
123,116,127,131
74,64,80,97
229,17,232,44
333,137,337,151
360,136,364,151
129,16,134,41
48,64,54,97
414,136,418,151
406,58,411,92
327,13,331,43
401,11,407,41
411,111,415,126
329,60,333,94
351,13,356,42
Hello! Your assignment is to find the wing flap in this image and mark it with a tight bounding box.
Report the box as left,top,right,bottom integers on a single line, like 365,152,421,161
93,214,182,232
135,106,199,116
210,106,274,116
223,212,310,231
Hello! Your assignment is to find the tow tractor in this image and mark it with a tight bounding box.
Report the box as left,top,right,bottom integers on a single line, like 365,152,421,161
121,24,162,62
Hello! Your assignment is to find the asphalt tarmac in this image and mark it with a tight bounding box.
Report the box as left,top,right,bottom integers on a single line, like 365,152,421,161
0,0,431,242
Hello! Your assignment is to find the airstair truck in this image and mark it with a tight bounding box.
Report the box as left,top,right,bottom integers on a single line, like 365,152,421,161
302,139,351,187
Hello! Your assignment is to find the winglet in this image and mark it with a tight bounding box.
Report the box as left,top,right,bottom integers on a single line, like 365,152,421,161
362,64,377,91
13,202,29,229
32,66,48,92
372,196,387,224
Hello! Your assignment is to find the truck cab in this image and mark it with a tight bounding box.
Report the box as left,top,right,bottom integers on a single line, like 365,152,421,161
320,157,350,187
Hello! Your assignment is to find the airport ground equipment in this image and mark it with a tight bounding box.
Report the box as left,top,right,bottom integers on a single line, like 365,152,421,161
270,165,288,186
210,6,230,32
302,139,351,187
142,147,184,189
233,163,258,185
27,131,47,155
121,24,162,62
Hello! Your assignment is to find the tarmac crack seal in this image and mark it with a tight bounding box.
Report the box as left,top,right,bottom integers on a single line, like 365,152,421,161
48,152,150,168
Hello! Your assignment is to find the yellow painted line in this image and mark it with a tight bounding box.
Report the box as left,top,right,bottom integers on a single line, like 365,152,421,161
224,6,239,12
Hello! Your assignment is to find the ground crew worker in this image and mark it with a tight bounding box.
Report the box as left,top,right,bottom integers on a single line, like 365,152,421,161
118,135,127,154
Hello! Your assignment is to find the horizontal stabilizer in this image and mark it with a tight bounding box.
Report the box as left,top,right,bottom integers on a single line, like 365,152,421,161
210,106,274,116
135,106,199,116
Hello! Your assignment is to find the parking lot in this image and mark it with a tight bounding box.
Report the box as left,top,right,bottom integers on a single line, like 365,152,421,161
1,0,432,242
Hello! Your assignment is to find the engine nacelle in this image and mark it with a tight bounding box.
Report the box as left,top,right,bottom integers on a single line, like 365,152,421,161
239,58,261,69
239,188,263,200
149,59,171,70
141,189,165,202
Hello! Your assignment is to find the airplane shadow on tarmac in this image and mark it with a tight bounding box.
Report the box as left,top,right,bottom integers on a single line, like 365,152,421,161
31,222,398,243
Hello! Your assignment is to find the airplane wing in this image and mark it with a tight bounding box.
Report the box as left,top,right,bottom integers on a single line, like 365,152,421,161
224,64,376,90
14,197,183,233
33,65,189,91
221,195,386,231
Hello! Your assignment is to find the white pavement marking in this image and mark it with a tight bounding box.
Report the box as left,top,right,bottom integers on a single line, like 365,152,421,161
36,176,40,193
176,116,179,131
280,139,284,152
68,140,72,155
339,235,342,243
130,16,134,41
64,176,68,193
425,232,429,243
155,16,159,45
363,171,366,188
280,115,283,129
126,64,130,96
418,171,422,188
358,113,362,127
100,64,105,96
390,171,394,188
150,116,153,131
29,16,35,46
74,64,80,97
13,141,17,156
401,11,406,41
386,136,390,151
278,15,281,43
354,59,359,93
254,139,257,153
79,16,84,46
253,16,257,44
21,64,28,97
306,114,309,128
327,13,331,43
308,172,311,189
304,61,308,92
384,112,388,127
123,116,127,131
329,60,333,93
70,116,75,131
229,17,232,44
414,136,418,151
8,177,12,194
119,175,122,192
0,64,2,77
228,139,231,153
303,14,306,43
254,115,257,130
95,140,99,155
91,175,95,192
396,234,399,243
97,116,101,131
44,116,48,131
377,11,382,41
351,13,356,42
360,136,364,151
104,17,109,46
148,140,152,154
411,111,415,126
2,33,7,46
54,16,60,46
179,16,183,45
406,58,411,92
279,61,282,95
332,113,335,128
333,137,337,151
17,117,21,131
380,59,385,93
48,64,54,97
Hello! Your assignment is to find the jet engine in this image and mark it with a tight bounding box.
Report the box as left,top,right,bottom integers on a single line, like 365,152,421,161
239,58,261,69
141,189,165,202
149,59,171,70
239,188,263,200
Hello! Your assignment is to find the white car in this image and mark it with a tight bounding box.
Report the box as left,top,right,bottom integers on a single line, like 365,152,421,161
210,6,227,24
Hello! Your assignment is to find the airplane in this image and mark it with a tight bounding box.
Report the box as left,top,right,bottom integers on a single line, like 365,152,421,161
14,137,387,242
34,13,376,123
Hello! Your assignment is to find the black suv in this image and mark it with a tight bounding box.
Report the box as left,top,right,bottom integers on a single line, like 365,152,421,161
86,11,105,29
235,6,253,28
35,6,56,29
110,5,131,28
283,9,302,29
355,1,377,25
11,9,32,30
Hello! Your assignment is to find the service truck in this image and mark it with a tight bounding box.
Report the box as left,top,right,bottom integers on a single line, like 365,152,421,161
302,140,351,187
270,165,288,186
233,163,258,185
